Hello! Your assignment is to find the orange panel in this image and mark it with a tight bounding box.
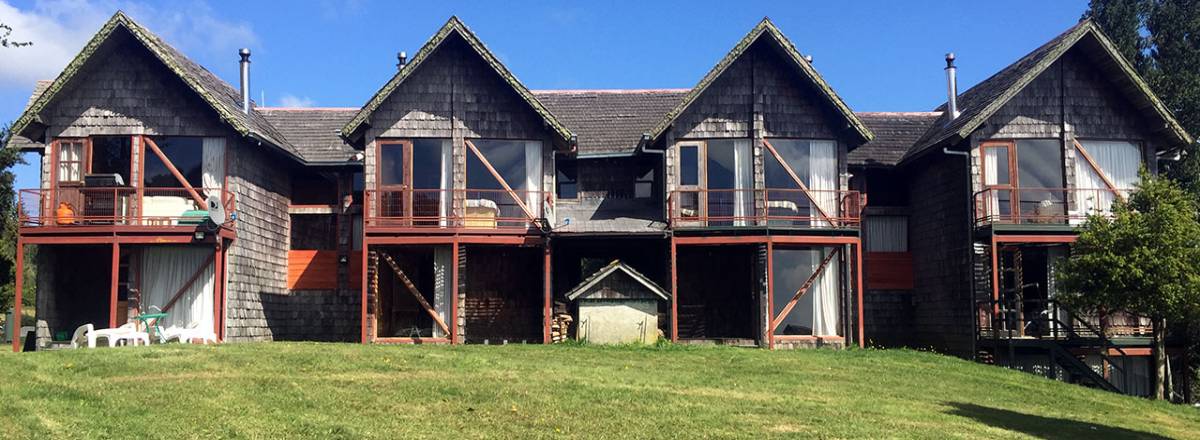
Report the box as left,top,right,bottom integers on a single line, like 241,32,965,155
288,250,338,290
864,252,914,290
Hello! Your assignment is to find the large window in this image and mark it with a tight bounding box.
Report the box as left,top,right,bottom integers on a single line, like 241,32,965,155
764,139,838,226
466,139,543,219
1074,140,1142,220
981,139,1065,222
89,136,132,185
144,137,203,188
377,139,452,222
673,140,752,224
771,247,840,337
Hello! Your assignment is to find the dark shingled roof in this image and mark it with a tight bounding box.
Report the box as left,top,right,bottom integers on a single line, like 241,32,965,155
5,80,52,151
342,16,572,144
259,108,360,164
553,198,667,234
649,17,872,146
904,19,1191,164
849,112,942,167
5,12,301,162
533,89,686,156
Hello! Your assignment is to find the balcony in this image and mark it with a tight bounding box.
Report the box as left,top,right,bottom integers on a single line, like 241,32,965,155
18,187,235,232
668,189,863,229
364,189,546,233
974,187,1126,227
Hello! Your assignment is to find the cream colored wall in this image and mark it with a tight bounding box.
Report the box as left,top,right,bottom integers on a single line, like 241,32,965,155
577,300,659,344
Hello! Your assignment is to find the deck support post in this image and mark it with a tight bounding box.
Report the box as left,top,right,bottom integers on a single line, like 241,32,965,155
543,242,552,344
451,241,460,345
855,239,865,348
766,241,774,349
110,242,120,328
361,243,369,344
214,242,223,342
670,237,678,342
12,239,23,352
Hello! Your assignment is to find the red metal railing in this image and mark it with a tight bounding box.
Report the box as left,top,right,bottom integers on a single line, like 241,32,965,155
668,189,863,228
18,187,235,228
365,189,545,230
974,187,1127,226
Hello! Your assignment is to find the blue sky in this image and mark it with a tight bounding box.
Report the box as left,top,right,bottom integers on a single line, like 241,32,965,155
1,0,1088,191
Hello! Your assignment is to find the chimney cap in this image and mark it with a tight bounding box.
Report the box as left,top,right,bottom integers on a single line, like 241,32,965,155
803,55,814,63
397,51,408,69
945,52,955,67
239,48,251,60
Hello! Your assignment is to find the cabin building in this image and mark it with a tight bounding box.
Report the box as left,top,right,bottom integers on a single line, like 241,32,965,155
4,11,1193,397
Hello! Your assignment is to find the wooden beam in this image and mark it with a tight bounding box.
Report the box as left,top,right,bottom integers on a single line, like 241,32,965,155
762,139,836,226
1073,140,1125,201
451,242,459,345
379,252,451,336
144,137,206,207
465,139,537,222
213,244,223,341
12,239,23,352
771,247,839,332
162,253,216,313
110,243,119,328
543,245,552,344
361,244,369,344
855,242,864,348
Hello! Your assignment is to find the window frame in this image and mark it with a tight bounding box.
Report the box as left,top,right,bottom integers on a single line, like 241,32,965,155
53,138,88,186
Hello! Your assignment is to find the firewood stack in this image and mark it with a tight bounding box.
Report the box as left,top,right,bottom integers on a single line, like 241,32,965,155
550,313,573,343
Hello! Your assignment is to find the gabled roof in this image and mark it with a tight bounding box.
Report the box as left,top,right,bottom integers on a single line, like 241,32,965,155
849,112,942,168
259,108,361,165
565,260,670,302
341,16,572,144
534,89,686,157
648,17,872,145
5,11,296,159
903,19,1193,164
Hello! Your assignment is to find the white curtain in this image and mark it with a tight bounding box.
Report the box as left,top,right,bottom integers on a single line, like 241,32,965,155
438,140,453,226
432,246,452,338
733,139,753,225
524,141,543,218
140,246,214,332
809,140,837,227
1073,140,1140,223
202,137,226,198
812,249,840,336
983,148,1003,219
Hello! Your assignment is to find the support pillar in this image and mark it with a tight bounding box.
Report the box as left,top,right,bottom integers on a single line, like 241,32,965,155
110,242,120,328
214,242,223,341
766,241,774,349
11,239,23,352
361,243,369,344
451,241,460,345
542,243,552,344
670,238,678,342
855,240,865,348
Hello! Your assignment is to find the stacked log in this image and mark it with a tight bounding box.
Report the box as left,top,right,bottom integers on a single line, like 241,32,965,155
550,313,573,343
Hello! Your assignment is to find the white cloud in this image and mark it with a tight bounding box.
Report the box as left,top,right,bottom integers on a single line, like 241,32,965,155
0,0,258,90
278,94,315,108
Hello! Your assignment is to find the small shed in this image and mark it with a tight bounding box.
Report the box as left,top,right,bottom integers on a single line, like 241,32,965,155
565,260,670,344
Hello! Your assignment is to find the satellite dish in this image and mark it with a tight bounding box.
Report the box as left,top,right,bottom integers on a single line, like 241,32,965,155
206,194,227,225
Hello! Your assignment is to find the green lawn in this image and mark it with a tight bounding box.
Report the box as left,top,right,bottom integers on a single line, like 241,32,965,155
0,343,1196,439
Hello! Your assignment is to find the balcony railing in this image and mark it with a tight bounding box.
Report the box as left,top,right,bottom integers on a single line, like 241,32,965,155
18,187,235,228
365,189,545,231
668,189,863,229
974,187,1127,226
976,298,1152,340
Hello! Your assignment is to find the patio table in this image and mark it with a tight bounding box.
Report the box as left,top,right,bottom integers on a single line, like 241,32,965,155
135,312,168,343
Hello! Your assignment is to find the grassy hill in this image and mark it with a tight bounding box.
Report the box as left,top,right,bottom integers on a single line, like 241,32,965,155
0,343,1196,439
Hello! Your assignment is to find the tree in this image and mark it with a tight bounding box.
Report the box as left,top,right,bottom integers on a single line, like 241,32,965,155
0,124,34,319
1146,0,1200,195
1083,0,1152,72
0,23,33,48
1057,171,1200,400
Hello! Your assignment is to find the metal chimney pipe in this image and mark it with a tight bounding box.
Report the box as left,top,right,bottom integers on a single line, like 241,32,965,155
397,51,407,70
945,52,959,122
239,48,251,113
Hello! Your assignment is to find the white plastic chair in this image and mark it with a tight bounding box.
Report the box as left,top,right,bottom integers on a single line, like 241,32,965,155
70,323,150,348
161,323,217,344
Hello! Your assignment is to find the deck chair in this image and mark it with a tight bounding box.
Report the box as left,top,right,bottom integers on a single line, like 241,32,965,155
161,323,217,344
71,323,150,348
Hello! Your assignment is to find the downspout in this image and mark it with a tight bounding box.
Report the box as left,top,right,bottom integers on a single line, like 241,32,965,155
943,146,977,360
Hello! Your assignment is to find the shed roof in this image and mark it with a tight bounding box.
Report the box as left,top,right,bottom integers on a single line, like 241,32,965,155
565,260,670,302
4,11,297,160
648,17,872,146
533,89,686,157
341,16,573,145
848,112,942,168
902,19,1192,164
258,108,361,165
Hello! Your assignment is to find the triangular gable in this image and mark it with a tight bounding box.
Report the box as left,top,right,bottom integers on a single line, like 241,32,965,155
648,17,872,145
7,12,295,158
341,16,572,145
565,260,670,301
903,19,1192,164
